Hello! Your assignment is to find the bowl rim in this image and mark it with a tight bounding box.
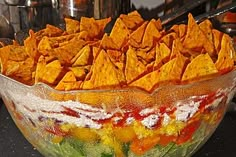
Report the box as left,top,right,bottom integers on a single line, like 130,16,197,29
1,69,236,96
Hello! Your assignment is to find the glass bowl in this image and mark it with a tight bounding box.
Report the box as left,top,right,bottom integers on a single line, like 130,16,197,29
0,70,236,157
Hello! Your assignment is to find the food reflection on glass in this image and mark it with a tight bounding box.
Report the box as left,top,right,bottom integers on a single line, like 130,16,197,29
0,11,236,157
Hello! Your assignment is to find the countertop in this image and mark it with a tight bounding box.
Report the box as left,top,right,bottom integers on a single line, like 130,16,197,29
0,99,236,157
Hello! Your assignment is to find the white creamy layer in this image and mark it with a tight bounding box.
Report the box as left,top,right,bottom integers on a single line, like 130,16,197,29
7,89,226,129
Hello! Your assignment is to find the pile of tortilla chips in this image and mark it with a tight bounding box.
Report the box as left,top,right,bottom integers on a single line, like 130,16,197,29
0,11,235,93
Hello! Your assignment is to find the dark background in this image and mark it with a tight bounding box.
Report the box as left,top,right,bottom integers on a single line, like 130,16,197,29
1,99,236,157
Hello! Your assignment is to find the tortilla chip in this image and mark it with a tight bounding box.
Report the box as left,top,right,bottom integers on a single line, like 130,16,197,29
51,39,86,65
80,17,100,39
55,71,81,91
64,17,80,34
129,69,160,92
154,42,171,70
37,36,52,55
35,24,64,41
69,65,91,80
170,24,187,39
170,38,184,59
158,54,188,83
131,53,188,92
154,18,162,30
142,19,162,50
91,47,101,60
212,29,223,53
129,21,148,48
71,45,93,66
82,49,126,89
100,33,120,50
183,14,215,56
110,18,130,50
199,19,213,42
80,17,111,40
35,57,63,85
3,57,35,85
0,45,28,62
182,53,218,82
215,34,235,73
160,32,177,48
125,47,147,84
24,30,40,60
120,11,144,30
96,17,112,37
136,48,156,64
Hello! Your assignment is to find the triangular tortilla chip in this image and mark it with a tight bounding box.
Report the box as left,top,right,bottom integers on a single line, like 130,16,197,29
107,50,125,72
110,18,130,50
125,47,147,84
212,29,223,53
4,57,35,85
129,21,148,48
100,33,120,50
136,48,156,64
170,38,184,59
55,71,81,91
182,53,218,82
154,18,162,30
24,30,40,60
154,42,171,70
183,14,214,56
129,70,160,92
71,45,93,67
142,19,162,50
69,65,91,80
199,19,213,43
35,24,64,41
35,57,63,85
170,24,187,39
64,17,80,34
160,32,177,48
37,36,52,55
215,34,235,73
120,10,144,30
82,49,126,89
51,39,86,65
80,17,100,39
158,54,188,83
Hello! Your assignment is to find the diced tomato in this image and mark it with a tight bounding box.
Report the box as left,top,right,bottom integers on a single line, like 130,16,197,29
130,136,160,155
45,124,68,136
159,135,177,146
176,120,200,145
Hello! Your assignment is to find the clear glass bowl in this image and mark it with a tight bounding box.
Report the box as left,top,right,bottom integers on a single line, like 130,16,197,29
0,70,236,157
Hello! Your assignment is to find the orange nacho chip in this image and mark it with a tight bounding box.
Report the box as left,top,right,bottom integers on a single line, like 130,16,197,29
125,47,147,84
215,34,235,73
71,45,93,67
154,42,171,70
120,10,144,31
129,54,187,92
82,49,126,89
35,57,64,85
183,14,214,56
110,18,130,50
55,71,81,91
182,53,218,82
129,21,148,48
64,17,80,34
69,65,91,80
100,33,120,50
141,19,162,50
